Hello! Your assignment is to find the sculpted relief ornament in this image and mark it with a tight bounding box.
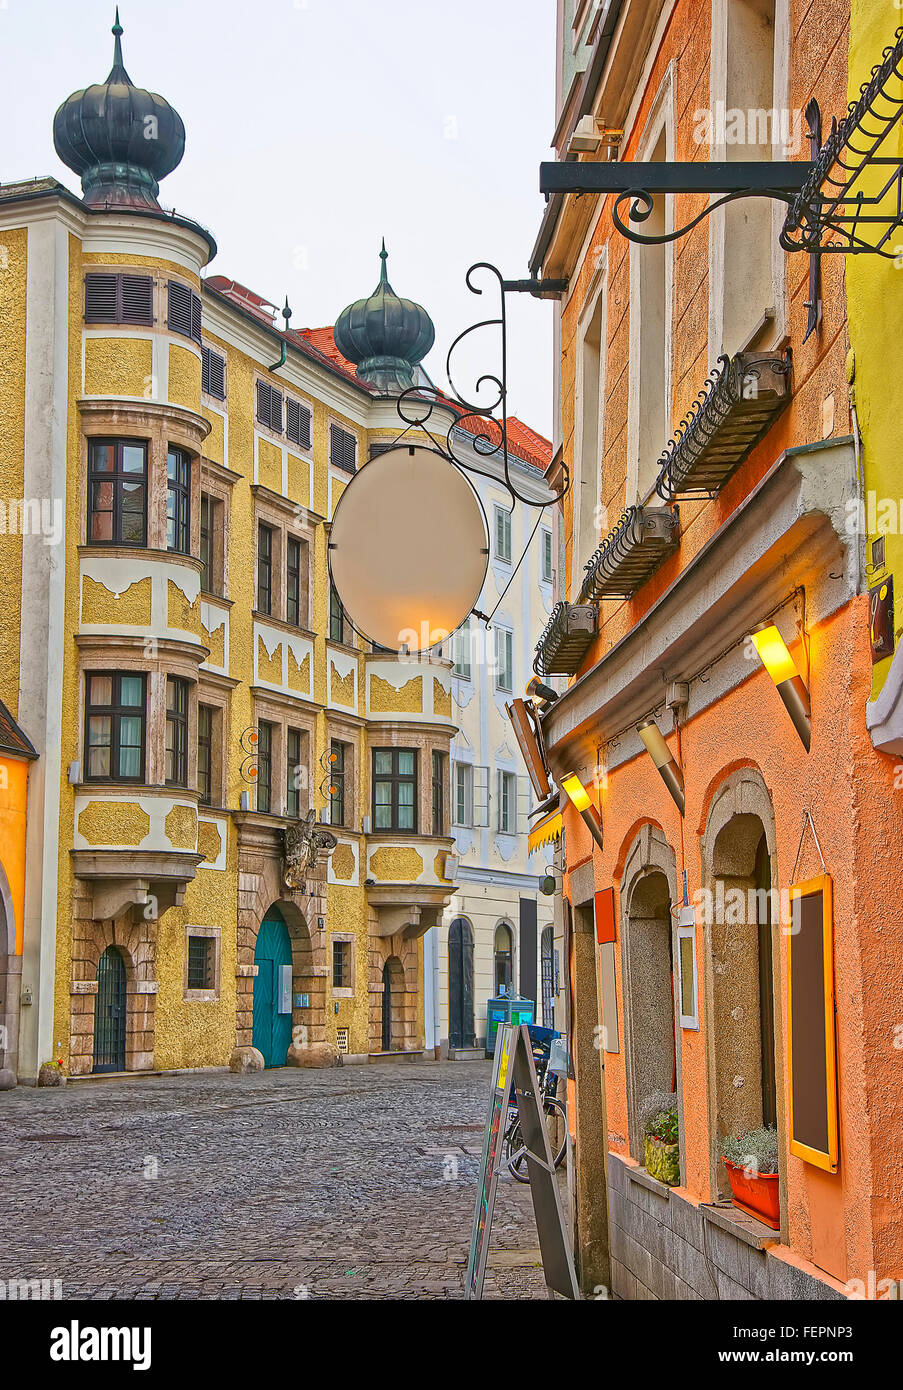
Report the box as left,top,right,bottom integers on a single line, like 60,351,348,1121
283,810,338,891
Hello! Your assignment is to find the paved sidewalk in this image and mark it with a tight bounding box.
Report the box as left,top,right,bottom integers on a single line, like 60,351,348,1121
0,1060,554,1299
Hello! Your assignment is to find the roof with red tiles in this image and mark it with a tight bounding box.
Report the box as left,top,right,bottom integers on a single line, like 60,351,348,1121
0,698,37,760
202,281,553,473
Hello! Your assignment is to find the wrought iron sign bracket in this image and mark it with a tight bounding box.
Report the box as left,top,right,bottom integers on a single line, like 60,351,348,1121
539,26,903,260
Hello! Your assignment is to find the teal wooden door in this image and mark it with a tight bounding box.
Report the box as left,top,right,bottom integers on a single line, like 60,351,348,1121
253,908,293,1067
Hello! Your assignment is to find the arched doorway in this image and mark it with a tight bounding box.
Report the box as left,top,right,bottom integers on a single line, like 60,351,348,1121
540,926,555,1028
253,906,293,1068
494,922,513,995
93,946,127,1073
381,956,405,1051
448,917,475,1050
623,870,676,1159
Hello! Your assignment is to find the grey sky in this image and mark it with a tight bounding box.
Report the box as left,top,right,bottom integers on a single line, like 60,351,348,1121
3,0,556,437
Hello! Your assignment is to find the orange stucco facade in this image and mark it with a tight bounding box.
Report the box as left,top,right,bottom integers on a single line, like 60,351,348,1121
0,753,28,955
532,0,903,1298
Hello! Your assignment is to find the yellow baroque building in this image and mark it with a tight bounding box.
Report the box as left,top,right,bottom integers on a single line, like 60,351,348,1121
0,21,458,1082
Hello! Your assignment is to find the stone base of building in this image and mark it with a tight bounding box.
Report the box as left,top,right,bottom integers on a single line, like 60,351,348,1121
608,1153,848,1302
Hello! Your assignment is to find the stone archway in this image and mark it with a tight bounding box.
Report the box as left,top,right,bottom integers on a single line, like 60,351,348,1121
619,823,681,1164
700,766,783,1201
69,912,157,1075
0,857,20,1088
369,932,421,1054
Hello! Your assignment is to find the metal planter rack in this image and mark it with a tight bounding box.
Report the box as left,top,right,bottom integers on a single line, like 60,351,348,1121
655,351,792,502
581,505,680,601
533,602,597,677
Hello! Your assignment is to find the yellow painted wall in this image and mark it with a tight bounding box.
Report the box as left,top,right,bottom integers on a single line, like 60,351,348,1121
847,6,903,699
0,227,27,716
0,755,29,953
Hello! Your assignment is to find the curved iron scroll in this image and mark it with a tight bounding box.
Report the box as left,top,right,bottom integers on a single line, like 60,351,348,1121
389,262,570,514
612,187,795,248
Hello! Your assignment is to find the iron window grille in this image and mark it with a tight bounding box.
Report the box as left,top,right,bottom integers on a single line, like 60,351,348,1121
654,352,792,502
286,537,303,626
197,703,214,805
257,523,273,615
580,505,680,602
372,748,417,833
187,934,215,990
330,423,357,474
533,602,598,677
166,447,191,555
165,676,189,787
85,672,146,783
332,940,351,989
201,345,226,399
84,272,153,326
330,740,346,827
286,397,312,449
257,721,273,813
167,281,202,345
256,381,283,434
87,438,148,546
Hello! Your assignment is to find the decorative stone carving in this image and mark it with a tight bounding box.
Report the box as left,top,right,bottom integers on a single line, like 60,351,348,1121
283,810,337,892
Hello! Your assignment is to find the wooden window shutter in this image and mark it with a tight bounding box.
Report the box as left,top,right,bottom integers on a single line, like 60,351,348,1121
286,397,311,449
202,347,226,400
85,272,153,325
330,423,357,474
120,274,154,325
168,281,202,344
256,381,282,433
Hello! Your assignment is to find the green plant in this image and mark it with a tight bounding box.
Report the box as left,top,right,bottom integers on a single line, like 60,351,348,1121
638,1090,677,1137
721,1126,779,1175
646,1106,679,1145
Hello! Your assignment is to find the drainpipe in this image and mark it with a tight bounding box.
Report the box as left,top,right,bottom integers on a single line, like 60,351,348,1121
267,297,292,372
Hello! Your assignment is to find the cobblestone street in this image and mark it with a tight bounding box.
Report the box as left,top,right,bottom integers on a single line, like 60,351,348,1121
0,1060,552,1300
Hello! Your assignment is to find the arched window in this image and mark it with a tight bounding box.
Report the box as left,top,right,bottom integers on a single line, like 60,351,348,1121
494,922,513,995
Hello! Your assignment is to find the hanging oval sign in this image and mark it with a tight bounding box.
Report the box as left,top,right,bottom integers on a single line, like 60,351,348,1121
328,444,489,654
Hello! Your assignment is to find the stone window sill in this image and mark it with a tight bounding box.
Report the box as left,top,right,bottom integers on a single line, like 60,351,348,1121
625,1164,675,1200
701,1200,780,1250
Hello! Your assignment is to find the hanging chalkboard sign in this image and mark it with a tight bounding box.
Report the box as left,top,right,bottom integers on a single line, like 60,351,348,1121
787,874,838,1172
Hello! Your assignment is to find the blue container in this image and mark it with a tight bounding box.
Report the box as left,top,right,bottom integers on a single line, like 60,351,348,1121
485,995,535,1057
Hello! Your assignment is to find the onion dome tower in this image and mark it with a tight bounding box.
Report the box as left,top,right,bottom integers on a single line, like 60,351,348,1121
333,241,435,393
52,9,186,210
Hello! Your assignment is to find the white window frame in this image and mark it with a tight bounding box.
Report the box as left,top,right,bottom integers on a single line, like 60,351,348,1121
541,527,554,584
452,619,472,680
626,65,675,507
573,253,608,584
495,627,513,693
493,504,512,564
497,769,516,834
453,761,474,827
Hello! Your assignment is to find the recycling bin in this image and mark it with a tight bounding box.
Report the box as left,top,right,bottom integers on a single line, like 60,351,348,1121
484,994,535,1057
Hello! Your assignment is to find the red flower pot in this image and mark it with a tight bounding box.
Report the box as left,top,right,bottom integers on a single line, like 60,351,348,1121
723,1159,780,1230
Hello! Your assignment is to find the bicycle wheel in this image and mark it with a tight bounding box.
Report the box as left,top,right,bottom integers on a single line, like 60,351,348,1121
505,1097,567,1182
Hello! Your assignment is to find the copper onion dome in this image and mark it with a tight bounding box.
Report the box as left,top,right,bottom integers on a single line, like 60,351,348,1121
333,242,435,393
53,10,186,210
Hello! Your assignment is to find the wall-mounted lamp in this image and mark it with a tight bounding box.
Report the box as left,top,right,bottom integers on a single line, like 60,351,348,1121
560,771,604,850
637,718,686,816
526,676,559,707
749,622,811,752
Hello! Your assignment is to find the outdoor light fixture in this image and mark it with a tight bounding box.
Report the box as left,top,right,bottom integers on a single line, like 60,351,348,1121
637,717,686,816
560,771,604,850
526,676,559,706
328,444,489,654
749,621,811,751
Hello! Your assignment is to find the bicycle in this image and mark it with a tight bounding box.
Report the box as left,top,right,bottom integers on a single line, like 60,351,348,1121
502,1026,567,1184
